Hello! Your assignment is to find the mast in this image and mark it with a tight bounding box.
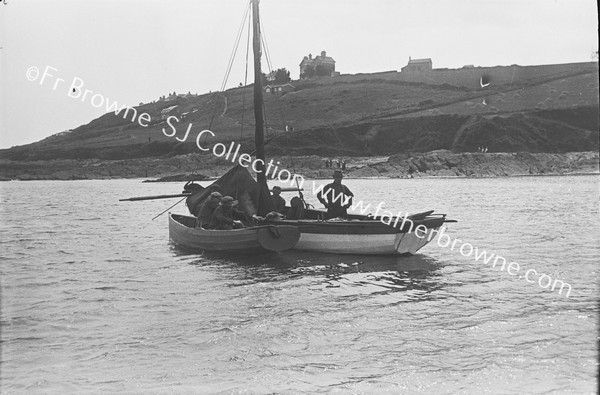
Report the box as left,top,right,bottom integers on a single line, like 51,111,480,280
251,0,274,215
251,0,266,185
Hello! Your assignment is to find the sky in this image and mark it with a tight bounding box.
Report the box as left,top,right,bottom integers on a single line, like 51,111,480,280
0,0,598,149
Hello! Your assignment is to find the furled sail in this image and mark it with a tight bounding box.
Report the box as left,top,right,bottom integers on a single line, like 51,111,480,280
186,165,274,217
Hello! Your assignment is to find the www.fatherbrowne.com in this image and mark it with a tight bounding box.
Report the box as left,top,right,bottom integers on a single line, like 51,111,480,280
28,65,572,298
311,181,572,298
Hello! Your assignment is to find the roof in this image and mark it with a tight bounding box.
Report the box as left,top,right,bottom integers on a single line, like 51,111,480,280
314,55,335,63
408,58,432,64
300,54,336,66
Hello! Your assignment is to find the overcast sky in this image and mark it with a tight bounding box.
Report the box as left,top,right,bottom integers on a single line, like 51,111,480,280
0,0,598,149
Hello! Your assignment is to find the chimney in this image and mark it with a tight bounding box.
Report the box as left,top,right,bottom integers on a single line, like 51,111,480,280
321,50,326,57
309,53,312,60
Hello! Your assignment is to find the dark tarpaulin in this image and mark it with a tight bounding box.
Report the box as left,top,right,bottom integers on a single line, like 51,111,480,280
186,165,275,217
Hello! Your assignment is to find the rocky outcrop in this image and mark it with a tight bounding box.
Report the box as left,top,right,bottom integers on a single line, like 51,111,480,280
1,151,597,181
385,150,599,177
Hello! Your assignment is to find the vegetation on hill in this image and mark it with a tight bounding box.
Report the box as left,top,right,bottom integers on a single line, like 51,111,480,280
1,62,598,164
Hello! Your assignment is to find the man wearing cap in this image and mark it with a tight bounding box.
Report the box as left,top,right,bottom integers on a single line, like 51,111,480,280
271,186,286,214
209,196,244,230
317,170,354,219
196,191,222,228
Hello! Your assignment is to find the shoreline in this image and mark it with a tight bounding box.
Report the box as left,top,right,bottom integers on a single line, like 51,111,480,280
1,150,598,181
2,171,598,182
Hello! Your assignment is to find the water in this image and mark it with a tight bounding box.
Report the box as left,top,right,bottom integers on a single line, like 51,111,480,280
1,176,598,393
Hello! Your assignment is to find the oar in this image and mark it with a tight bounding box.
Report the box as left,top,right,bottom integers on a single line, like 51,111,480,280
119,193,191,202
120,187,301,202
277,187,304,192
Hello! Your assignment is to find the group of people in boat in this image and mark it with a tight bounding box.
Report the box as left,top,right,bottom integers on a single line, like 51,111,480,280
196,191,248,230
195,170,354,229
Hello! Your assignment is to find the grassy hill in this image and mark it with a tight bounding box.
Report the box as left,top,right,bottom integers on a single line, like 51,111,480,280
1,61,598,162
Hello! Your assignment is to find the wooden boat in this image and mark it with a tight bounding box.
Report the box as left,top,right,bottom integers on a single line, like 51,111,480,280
270,209,450,255
168,213,300,253
177,0,455,256
122,1,302,254
167,1,301,254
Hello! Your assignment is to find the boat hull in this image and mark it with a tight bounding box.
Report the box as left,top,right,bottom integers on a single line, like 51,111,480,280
272,219,443,255
169,213,300,253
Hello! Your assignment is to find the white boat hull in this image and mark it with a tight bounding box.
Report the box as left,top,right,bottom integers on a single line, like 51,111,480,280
293,227,439,255
271,218,442,255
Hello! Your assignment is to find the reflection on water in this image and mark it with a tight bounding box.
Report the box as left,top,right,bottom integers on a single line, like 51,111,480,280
174,244,444,300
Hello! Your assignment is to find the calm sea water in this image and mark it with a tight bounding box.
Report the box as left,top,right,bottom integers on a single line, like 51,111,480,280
1,175,598,393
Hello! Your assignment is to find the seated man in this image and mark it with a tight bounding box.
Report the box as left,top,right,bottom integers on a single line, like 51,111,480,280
317,170,353,219
196,191,222,228
209,196,244,230
286,196,305,220
271,186,286,214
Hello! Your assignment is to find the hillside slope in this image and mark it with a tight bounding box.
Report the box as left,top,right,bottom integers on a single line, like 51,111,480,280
1,61,598,163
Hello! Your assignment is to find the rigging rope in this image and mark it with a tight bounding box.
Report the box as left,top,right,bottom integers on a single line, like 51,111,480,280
258,17,305,207
239,8,251,142
164,1,252,218
260,18,273,75
220,1,251,92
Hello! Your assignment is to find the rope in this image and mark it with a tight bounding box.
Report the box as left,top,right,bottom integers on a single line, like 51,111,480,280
240,9,251,142
256,9,304,207
220,1,251,92
260,19,273,74
152,197,187,221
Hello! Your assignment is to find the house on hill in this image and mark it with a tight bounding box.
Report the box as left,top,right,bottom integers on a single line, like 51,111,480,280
265,83,295,94
300,50,337,78
401,57,432,72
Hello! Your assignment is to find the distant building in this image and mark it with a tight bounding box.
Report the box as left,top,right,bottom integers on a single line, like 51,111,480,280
160,105,179,119
265,83,295,94
158,91,196,102
300,50,336,78
266,71,277,82
401,57,432,72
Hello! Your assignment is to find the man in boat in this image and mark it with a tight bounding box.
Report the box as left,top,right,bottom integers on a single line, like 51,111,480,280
196,191,222,228
286,196,305,220
209,196,244,230
271,186,286,214
317,170,354,219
